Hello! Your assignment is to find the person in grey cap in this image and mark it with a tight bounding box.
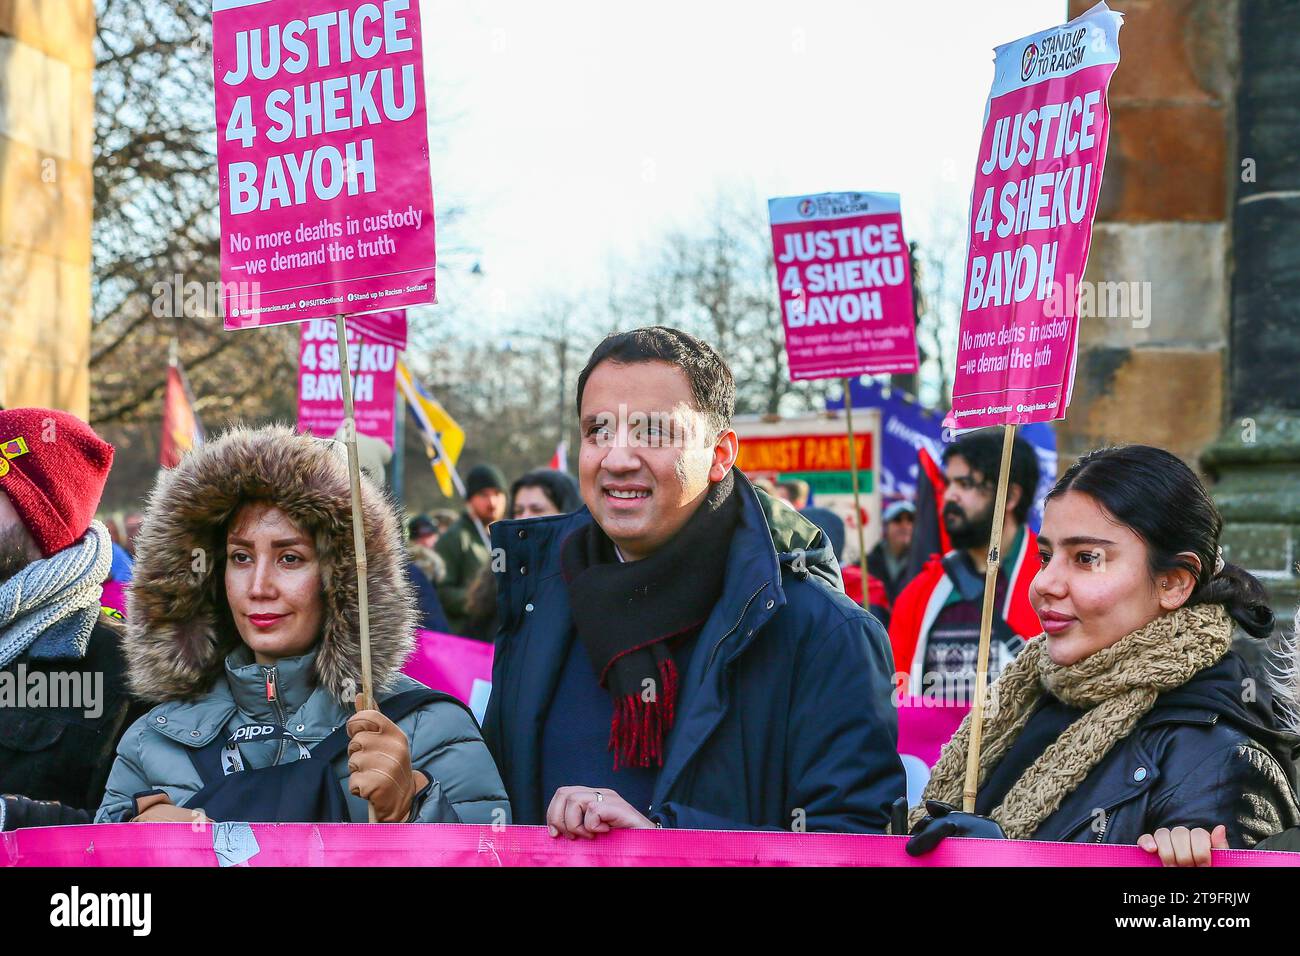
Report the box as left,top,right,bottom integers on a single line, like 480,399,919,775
868,499,915,606
407,514,446,584
436,464,507,635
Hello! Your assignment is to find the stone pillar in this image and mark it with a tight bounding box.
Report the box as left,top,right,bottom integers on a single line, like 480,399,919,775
0,0,95,417
1200,0,1300,613
1059,0,1299,611
1057,0,1236,468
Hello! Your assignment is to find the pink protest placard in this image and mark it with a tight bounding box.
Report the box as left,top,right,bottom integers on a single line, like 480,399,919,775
297,317,397,447
213,0,437,328
348,309,408,349
947,1,1123,429
768,192,919,382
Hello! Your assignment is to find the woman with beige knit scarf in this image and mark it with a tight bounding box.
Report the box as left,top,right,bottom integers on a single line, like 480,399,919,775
900,445,1300,863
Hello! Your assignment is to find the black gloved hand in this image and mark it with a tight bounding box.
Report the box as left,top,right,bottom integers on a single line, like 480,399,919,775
1,794,93,831
905,800,1006,856
890,796,910,836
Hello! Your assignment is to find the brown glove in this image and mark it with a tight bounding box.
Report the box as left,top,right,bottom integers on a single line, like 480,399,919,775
347,697,427,823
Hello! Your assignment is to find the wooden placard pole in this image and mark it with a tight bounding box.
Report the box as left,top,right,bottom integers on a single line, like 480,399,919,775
962,422,1018,812
334,315,378,824
842,378,871,607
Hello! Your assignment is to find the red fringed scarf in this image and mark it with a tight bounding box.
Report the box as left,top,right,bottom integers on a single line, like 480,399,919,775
608,651,680,769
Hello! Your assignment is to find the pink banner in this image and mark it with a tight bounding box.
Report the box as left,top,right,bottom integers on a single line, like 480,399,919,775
402,628,494,722
947,2,1123,430
213,0,436,328
297,318,397,447
768,192,919,381
5,823,1296,868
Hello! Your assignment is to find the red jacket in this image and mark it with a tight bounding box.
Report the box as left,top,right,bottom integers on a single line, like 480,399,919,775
887,527,1042,685
841,564,889,612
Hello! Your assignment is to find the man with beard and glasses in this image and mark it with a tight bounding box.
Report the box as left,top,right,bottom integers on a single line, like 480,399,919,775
888,430,1043,705
0,409,144,832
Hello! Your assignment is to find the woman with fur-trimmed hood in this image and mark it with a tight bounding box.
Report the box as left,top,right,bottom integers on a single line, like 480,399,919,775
96,426,509,824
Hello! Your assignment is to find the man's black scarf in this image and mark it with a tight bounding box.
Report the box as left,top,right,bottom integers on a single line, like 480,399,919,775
561,472,740,770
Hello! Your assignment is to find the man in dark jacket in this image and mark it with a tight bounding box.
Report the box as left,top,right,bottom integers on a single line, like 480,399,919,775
436,464,507,635
483,327,905,835
0,408,143,831
889,431,1042,700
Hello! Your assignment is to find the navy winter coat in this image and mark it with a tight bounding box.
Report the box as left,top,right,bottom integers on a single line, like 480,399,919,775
483,473,906,832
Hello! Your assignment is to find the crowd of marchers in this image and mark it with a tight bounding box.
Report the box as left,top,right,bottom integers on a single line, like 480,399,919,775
2,326,1298,867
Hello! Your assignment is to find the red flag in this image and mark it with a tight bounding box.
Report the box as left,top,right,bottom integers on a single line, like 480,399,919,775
902,446,952,583
549,440,567,473
160,354,204,468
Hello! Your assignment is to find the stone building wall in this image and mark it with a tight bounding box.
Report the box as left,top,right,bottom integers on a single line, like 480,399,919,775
0,0,94,417
1064,0,1300,611
1059,0,1237,467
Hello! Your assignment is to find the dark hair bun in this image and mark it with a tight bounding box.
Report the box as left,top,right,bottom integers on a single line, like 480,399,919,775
1191,563,1275,639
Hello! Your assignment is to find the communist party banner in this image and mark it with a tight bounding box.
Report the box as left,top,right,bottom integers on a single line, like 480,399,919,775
735,430,874,495
768,191,919,382
213,0,437,327
947,1,1123,429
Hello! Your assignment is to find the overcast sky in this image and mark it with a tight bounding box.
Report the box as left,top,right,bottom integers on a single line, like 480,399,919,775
420,0,1068,331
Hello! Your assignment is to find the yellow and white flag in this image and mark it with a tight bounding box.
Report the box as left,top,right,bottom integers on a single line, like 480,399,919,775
396,359,465,497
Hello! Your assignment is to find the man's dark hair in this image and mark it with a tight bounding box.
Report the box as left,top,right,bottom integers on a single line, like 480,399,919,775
941,430,1040,525
575,327,736,434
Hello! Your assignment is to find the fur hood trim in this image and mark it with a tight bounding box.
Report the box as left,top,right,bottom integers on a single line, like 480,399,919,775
124,424,415,703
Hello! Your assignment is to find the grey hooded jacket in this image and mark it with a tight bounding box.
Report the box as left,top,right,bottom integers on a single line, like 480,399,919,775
95,425,509,824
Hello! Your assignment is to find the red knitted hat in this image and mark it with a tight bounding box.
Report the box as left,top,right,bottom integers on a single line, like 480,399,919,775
0,408,114,557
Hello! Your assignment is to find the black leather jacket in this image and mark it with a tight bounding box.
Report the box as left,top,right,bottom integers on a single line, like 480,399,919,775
1022,652,1300,847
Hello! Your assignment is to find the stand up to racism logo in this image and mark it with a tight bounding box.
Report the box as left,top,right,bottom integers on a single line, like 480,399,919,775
1021,42,1038,80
